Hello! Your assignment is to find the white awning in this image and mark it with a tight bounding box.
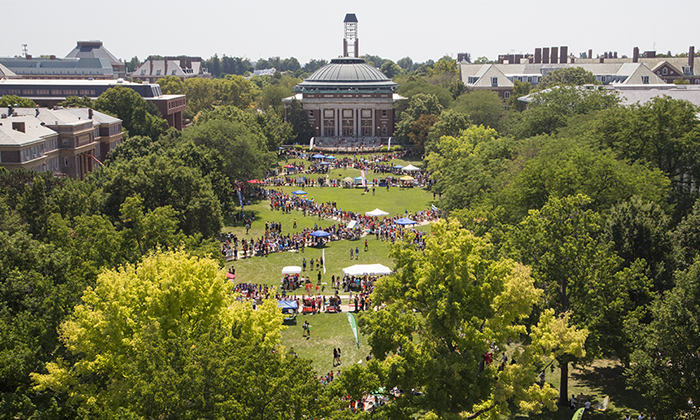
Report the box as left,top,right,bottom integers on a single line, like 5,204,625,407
282,266,302,274
342,264,393,276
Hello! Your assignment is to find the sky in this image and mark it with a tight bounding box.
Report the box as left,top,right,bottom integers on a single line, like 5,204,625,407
2,0,699,66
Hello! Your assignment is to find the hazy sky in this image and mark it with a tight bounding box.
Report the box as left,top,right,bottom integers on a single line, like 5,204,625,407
2,0,698,65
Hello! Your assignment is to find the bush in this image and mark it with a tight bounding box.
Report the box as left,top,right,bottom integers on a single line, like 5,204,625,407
391,145,403,151
293,145,304,150
379,146,388,152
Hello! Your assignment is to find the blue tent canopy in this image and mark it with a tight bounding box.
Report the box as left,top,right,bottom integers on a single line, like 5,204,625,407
392,164,404,169
312,154,325,159
394,217,417,225
326,156,337,160
353,177,363,181
278,300,298,311
292,190,307,195
319,161,331,165
310,230,331,238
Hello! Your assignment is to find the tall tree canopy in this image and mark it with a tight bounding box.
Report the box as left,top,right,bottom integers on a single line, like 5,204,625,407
354,220,587,418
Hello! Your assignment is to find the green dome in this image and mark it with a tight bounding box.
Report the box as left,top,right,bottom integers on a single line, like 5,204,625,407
295,57,397,93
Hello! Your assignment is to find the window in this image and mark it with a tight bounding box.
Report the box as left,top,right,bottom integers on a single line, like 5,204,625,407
156,69,161,75
382,110,387,117
308,110,314,117
695,79,700,84
642,76,649,84
504,91,511,99
491,77,498,87
64,158,69,166
141,70,146,75
171,70,176,75
662,67,668,75
601,75,607,83
683,66,692,75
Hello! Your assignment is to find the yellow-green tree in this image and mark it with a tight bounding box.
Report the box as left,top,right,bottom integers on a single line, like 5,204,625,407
32,249,297,418
350,219,587,418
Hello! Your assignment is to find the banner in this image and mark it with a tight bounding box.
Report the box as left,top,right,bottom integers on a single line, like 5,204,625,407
593,395,610,411
571,408,585,420
347,312,360,349
237,189,244,210
387,137,391,150
361,170,366,188
322,249,326,274
309,137,315,150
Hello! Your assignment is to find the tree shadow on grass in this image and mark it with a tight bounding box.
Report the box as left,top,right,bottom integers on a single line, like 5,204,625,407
571,362,646,418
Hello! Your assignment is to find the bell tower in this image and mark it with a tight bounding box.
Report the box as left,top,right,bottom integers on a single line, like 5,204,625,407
343,14,359,58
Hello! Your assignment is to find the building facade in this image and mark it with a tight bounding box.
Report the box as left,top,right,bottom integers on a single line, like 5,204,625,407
0,106,123,179
65,40,126,79
131,56,211,83
283,14,404,142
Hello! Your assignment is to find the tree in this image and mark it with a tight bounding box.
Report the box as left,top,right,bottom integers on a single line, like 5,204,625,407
58,96,94,108
380,60,401,78
31,249,320,419
286,99,313,144
396,77,454,109
0,95,36,108
473,56,492,64
156,75,185,94
356,219,587,418
427,56,458,78
506,194,649,404
396,56,413,71
537,67,599,90
94,86,168,139
95,154,223,238
451,90,506,131
511,86,620,138
395,93,443,148
425,109,471,153
626,261,700,420
407,114,438,153
507,80,531,112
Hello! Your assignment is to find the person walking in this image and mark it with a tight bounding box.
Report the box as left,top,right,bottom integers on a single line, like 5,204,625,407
337,348,341,365
333,348,338,366
355,247,359,260
302,258,307,271
350,248,354,259
364,239,368,252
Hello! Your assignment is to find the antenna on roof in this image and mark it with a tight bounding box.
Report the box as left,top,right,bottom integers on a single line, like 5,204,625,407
21,44,28,58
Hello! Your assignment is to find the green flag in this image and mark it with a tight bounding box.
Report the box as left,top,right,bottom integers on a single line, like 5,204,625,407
347,312,360,349
571,407,585,420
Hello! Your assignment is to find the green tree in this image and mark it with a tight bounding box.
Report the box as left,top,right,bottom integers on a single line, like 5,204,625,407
58,96,94,108
397,77,454,109
473,56,492,64
0,95,36,108
537,67,599,90
394,93,443,147
511,86,620,138
507,80,531,112
156,75,185,94
451,90,506,131
425,109,471,153
94,85,169,139
31,249,306,419
396,56,413,71
507,194,649,404
286,98,313,144
626,261,700,419
380,60,401,78
357,219,587,418
95,154,223,238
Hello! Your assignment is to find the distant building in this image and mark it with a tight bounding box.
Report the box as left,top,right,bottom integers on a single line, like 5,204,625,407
65,40,126,79
283,14,405,142
0,56,115,80
131,56,211,83
461,61,665,100
0,106,123,178
0,79,186,130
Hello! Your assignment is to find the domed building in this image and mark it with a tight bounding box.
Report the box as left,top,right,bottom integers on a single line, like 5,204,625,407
283,14,405,145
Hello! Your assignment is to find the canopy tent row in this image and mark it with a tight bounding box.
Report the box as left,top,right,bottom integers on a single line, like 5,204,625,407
342,264,393,276
310,230,331,238
402,164,421,172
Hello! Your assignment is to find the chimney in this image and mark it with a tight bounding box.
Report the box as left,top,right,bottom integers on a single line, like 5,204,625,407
149,56,154,75
543,47,550,64
88,108,93,119
165,57,168,76
26,54,32,60
588,49,592,59
551,46,558,64
560,46,568,64
50,55,56,60
535,48,542,64
633,47,639,63
35,108,39,117
614,51,618,58
12,121,25,133
690,46,695,74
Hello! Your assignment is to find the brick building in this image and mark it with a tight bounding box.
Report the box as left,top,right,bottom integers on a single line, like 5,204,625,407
0,106,123,179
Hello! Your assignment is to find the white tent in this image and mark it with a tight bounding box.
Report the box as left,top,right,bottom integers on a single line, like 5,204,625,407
347,220,359,229
342,264,393,276
365,208,389,217
402,164,421,172
281,266,302,274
